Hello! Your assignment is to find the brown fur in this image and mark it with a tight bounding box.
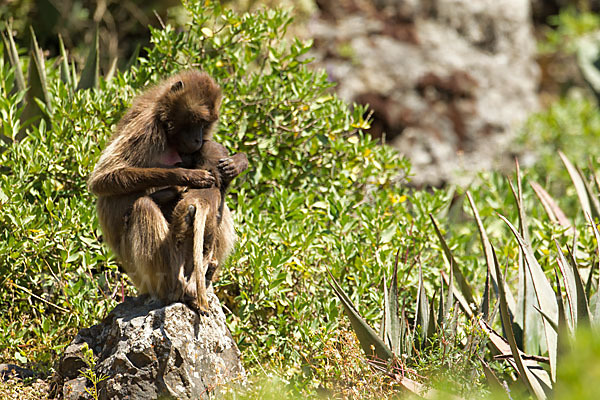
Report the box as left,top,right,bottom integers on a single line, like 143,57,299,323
88,70,247,314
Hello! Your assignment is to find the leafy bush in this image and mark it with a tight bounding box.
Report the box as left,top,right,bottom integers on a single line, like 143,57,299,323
0,1,455,392
5,1,600,397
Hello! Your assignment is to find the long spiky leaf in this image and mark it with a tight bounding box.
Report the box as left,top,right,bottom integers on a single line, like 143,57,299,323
499,214,558,383
326,269,394,361
430,214,476,306
466,191,516,314
490,248,549,399
560,151,592,218
2,22,26,92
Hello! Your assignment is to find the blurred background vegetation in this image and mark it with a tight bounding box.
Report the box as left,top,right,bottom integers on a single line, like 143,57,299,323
3,0,600,399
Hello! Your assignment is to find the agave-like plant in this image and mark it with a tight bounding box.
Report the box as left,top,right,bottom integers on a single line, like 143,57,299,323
1,22,106,143
462,154,600,399
329,152,600,399
327,244,483,397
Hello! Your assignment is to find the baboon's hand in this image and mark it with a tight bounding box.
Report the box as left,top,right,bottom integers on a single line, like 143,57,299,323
185,169,215,188
218,156,246,181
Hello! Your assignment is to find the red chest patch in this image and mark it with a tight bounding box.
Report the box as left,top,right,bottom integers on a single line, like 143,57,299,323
158,147,183,166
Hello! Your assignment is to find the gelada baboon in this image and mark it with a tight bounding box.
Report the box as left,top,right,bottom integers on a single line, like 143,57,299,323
88,70,248,314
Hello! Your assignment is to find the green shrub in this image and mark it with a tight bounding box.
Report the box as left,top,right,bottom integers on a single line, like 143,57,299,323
8,1,600,397
0,1,453,391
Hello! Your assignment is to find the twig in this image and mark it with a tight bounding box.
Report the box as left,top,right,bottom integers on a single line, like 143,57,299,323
12,282,69,313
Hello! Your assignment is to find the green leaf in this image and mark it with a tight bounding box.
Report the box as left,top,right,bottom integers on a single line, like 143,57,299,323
14,351,27,364
499,214,558,383
2,22,26,92
58,33,72,88
489,248,550,399
466,191,516,315
429,213,476,306
77,27,99,91
559,151,594,219
530,181,573,231
326,269,394,361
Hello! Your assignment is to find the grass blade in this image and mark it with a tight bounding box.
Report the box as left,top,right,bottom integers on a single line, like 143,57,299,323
326,269,394,361
499,214,558,383
415,263,430,347
105,56,118,82
479,357,509,397
441,270,472,319
586,212,600,324
479,319,552,394
125,42,141,71
509,178,541,355
445,259,455,325
481,267,491,321
553,266,569,336
20,27,52,138
388,251,401,353
579,167,600,221
380,271,389,344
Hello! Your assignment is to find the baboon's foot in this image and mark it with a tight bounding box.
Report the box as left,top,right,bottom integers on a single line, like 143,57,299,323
186,297,210,317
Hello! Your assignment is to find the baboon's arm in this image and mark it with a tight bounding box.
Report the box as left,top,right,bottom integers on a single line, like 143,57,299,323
88,167,214,196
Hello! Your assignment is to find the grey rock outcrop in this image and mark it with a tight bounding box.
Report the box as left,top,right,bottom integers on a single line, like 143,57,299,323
309,0,540,186
53,291,244,400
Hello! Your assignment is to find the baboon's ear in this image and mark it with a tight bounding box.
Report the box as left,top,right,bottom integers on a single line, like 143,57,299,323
170,80,184,93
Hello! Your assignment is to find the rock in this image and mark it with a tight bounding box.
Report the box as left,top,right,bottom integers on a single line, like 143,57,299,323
0,363,36,380
309,0,540,186
52,291,245,400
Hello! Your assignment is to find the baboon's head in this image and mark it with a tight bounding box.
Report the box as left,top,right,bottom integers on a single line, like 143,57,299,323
157,70,222,154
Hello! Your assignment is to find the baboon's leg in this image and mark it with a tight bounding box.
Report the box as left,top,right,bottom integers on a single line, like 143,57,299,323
124,196,184,300
171,192,213,314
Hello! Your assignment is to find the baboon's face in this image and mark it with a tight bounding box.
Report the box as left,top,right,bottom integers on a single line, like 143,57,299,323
158,71,221,154
173,118,210,154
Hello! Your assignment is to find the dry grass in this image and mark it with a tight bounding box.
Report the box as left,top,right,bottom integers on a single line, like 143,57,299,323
0,377,49,400
318,327,408,399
